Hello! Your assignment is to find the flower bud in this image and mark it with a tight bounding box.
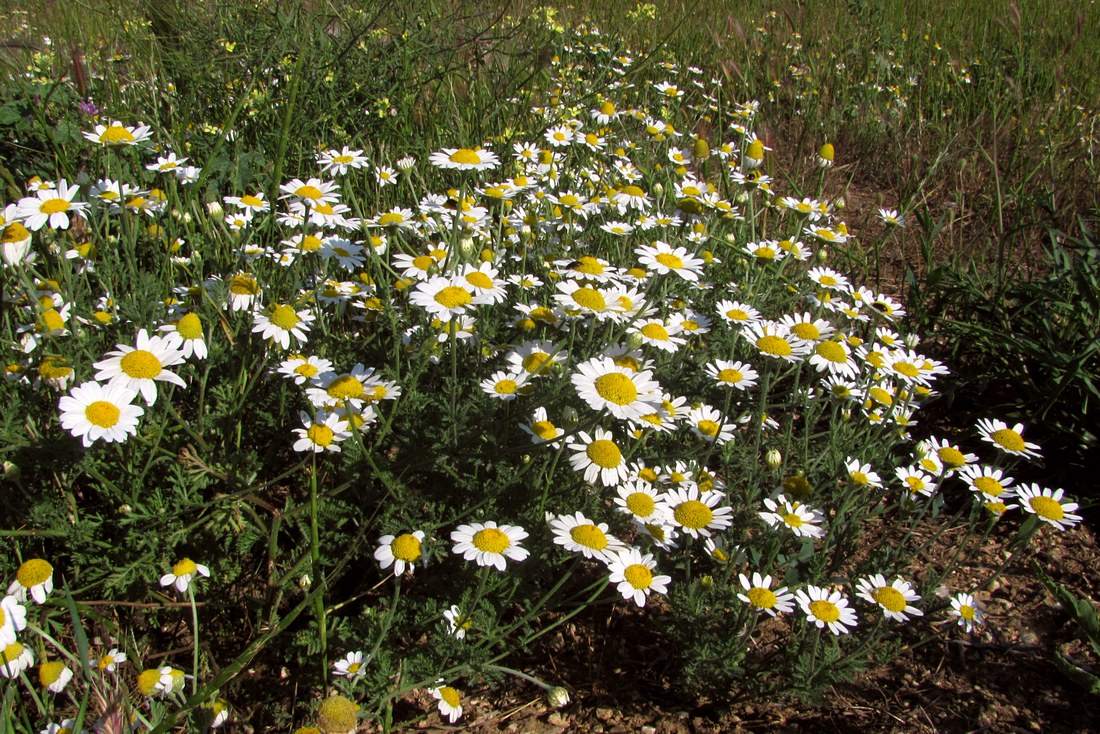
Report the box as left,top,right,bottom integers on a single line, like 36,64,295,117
765,449,782,469
547,686,571,708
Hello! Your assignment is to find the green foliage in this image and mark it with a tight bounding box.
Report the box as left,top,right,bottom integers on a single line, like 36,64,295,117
1034,563,1100,695
0,1,1094,731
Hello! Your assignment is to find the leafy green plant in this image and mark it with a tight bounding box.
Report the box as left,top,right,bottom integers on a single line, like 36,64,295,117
1034,562,1100,695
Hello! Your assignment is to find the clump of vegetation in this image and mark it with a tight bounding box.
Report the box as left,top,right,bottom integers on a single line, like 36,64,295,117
0,2,1094,731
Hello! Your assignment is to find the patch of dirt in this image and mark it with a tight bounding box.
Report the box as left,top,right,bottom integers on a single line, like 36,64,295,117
399,524,1100,733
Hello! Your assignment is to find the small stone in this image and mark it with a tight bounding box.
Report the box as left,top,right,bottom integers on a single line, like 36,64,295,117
547,712,569,728
641,727,657,734
596,707,614,722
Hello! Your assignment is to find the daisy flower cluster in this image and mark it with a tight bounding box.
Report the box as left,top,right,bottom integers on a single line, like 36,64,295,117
0,15,1085,729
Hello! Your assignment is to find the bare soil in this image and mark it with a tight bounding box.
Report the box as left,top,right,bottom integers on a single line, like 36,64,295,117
395,524,1100,734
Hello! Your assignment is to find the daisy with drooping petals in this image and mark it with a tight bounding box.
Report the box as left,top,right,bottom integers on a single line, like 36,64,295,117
374,531,427,575
292,410,351,453
450,521,529,571
571,357,662,421
855,575,923,622
39,660,73,693
82,120,152,146
317,146,368,176
252,303,314,350
549,512,624,562
277,354,333,385
737,572,796,616
950,592,984,633
479,369,530,401
845,457,883,490
9,558,53,605
605,547,671,607
0,595,27,646
796,585,858,635
958,464,1014,501
519,407,564,444
976,418,1042,459
0,642,33,678
759,495,826,538
160,312,208,360
686,405,736,444
443,605,473,640
1016,484,1082,530
429,147,500,172
93,329,187,405
58,381,144,447
278,177,341,205
568,427,630,487
159,558,210,594
705,360,758,390
429,683,463,723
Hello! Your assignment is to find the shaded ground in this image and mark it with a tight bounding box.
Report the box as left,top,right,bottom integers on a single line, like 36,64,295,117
396,524,1100,733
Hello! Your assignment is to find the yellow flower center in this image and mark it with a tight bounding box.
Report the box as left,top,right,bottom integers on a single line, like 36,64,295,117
434,286,472,309
905,476,925,492
120,350,162,379
440,686,461,707
2,222,29,242
270,304,300,330
172,558,198,576
586,439,622,468
465,271,494,289
39,660,65,686
937,447,966,468
655,252,684,269
782,512,804,528
37,308,69,334
229,275,260,295
240,194,263,207
391,533,422,562
378,212,406,227
327,375,364,400
85,400,121,427
757,335,792,356
137,669,161,695
958,604,976,621
867,386,893,406
333,154,354,164
674,499,713,530
697,420,720,437
594,373,637,405
295,363,319,379
472,527,510,554
494,379,518,395
294,185,323,201
521,352,551,374
716,368,743,384
449,149,482,165
726,308,748,321
570,524,608,550
791,323,821,340
623,563,653,589
641,323,669,341
621,185,645,198
893,361,920,378
39,357,72,380
990,428,1026,452
571,287,606,311
1029,495,1064,521
176,313,203,340
574,256,604,275
973,477,1003,496
624,492,655,517
307,423,335,446
102,125,135,144
531,420,558,439
809,599,840,623
873,586,907,613
851,471,869,486
747,587,777,609
815,340,847,363
16,559,52,587
40,198,71,215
